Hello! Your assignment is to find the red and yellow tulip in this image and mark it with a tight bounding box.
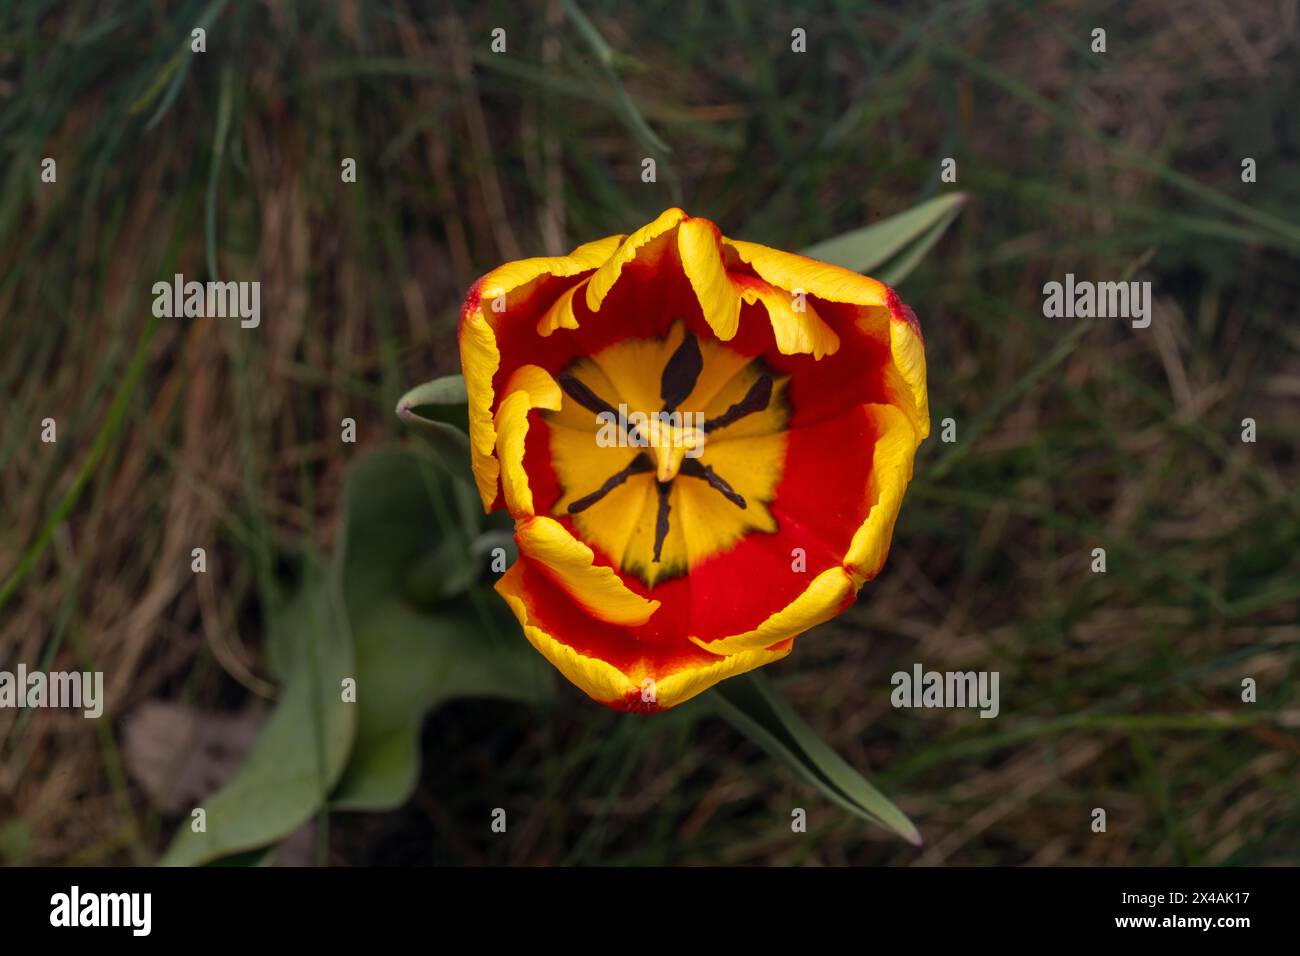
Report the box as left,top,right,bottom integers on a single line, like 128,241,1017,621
459,208,928,711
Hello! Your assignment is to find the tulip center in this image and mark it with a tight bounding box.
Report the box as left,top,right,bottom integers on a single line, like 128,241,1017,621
544,323,790,587
649,424,691,482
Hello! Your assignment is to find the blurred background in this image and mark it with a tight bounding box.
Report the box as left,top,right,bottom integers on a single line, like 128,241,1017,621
1,0,1298,866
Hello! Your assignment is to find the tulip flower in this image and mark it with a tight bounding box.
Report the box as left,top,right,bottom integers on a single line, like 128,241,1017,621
459,208,928,711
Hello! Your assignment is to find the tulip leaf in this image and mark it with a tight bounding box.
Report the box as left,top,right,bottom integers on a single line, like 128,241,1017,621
160,565,357,867
333,446,482,617
397,373,467,408
395,375,472,469
330,449,552,811
162,447,551,863
877,199,967,286
800,193,967,284
331,595,553,811
711,672,921,845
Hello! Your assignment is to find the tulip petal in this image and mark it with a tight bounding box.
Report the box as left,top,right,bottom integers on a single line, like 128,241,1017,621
494,365,563,519
728,238,927,438
481,236,624,306
459,286,503,510
536,280,585,336
497,561,637,705
689,403,918,655
885,294,930,439
689,566,856,655
678,217,742,341
515,515,660,626
732,273,840,359
496,558,795,711
652,638,795,711
461,236,625,511
843,403,920,583
586,207,687,313
727,239,891,307
567,234,628,267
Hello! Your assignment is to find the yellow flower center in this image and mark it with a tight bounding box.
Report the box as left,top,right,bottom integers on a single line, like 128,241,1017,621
543,323,790,587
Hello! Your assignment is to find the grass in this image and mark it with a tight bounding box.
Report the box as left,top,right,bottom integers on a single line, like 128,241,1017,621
0,0,1297,865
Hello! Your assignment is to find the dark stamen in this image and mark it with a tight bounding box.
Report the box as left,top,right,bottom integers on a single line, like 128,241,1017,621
660,332,703,413
567,453,654,514
559,372,644,445
652,480,672,563
679,458,747,509
704,373,773,433
558,373,617,417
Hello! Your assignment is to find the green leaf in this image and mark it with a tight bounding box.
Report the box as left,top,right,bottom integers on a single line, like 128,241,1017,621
397,374,467,408
333,446,479,617
395,374,472,469
160,564,357,866
204,846,278,867
711,672,920,845
162,447,551,862
329,449,552,811
331,597,552,811
800,193,966,283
